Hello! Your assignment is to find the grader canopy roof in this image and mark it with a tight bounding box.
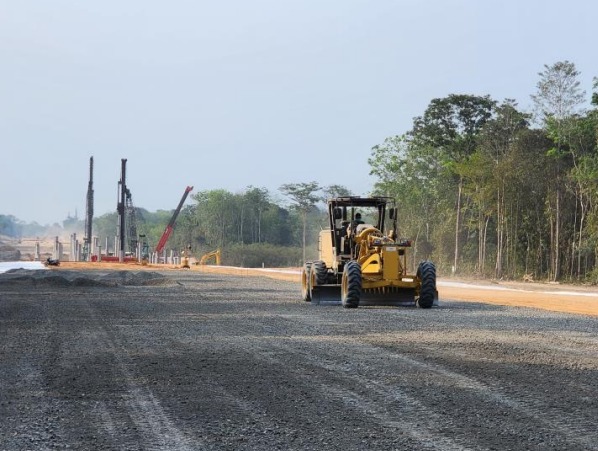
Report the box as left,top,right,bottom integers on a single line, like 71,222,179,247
327,196,393,207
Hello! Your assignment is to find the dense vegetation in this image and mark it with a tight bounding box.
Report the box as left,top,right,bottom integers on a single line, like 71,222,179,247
91,185,333,267
1,184,339,267
3,61,597,280
370,61,598,282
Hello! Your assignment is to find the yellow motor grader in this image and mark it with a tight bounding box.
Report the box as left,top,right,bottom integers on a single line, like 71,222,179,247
301,196,437,308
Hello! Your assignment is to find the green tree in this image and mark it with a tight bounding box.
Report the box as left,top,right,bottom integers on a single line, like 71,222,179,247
279,182,322,262
507,129,553,278
411,94,496,273
93,212,119,254
260,205,292,246
531,61,586,280
323,184,352,199
192,189,238,250
369,135,449,266
170,204,200,251
532,61,586,125
244,186,270,244
566,80,598,278
474,100,531,277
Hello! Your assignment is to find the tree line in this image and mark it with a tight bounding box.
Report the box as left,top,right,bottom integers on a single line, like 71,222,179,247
89,185,348,267
369,61,598,282
1,185,343,267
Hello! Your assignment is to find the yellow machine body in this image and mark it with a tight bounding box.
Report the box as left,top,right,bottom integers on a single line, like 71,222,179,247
303,196,437,308
199,249,221,265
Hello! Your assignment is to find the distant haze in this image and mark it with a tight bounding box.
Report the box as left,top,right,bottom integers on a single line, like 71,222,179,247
1,0,596,224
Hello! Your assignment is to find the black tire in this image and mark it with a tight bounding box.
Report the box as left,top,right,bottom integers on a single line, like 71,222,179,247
416,261,436,309
313,260,328,286
342,261,361,308
301,263,312,302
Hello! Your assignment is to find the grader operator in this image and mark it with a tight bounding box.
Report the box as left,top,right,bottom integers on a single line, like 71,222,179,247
301,196,437,308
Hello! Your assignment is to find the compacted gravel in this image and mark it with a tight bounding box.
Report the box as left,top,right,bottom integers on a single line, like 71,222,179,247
0,269,597,450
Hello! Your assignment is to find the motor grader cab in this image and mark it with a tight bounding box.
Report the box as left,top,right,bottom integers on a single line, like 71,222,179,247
301,196,437,308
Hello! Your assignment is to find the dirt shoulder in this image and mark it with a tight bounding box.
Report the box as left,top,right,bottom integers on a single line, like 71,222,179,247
439,280,598,317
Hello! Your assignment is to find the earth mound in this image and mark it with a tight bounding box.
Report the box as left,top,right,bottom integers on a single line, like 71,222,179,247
0,269,174,287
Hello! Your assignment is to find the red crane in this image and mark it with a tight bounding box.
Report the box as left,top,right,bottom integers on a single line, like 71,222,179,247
155,186,193,254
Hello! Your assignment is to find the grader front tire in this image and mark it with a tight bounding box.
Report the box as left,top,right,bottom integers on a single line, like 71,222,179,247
417,261,436,309
342,261,361,308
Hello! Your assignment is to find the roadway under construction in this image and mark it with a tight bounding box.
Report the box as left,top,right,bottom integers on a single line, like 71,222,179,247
0,267,596,450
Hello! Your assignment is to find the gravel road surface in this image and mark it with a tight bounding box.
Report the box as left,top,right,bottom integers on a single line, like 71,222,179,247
1,269,597,450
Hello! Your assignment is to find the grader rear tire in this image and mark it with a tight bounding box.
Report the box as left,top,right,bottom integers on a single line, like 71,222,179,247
301,263,312,302
342,261,361,308
416,261,436,309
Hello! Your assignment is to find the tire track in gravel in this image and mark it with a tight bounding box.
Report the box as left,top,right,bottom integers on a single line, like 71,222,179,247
280,330,596,450
78,293,206,451
164,308,473,451
130,311,325,448
193,334,478,450
297,339,596,450
204,309,596,450
0,294,64,449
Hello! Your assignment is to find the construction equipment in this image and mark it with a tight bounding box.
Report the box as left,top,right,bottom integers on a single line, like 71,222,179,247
114,158,142,262
155,186,193,255
199,249,221,265
139,234,150,265
124,187,140,255
117,159,128,262
82,156,94,261
44,257,60,267
180,245,192,269
301,197,437,308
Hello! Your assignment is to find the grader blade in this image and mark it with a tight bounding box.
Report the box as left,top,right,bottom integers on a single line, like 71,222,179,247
359,288,416,307
310,285,342,305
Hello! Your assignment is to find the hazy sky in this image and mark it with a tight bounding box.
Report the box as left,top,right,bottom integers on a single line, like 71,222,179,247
1,1,596,225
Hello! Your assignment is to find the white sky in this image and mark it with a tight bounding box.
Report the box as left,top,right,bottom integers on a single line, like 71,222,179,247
1,0,596,225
